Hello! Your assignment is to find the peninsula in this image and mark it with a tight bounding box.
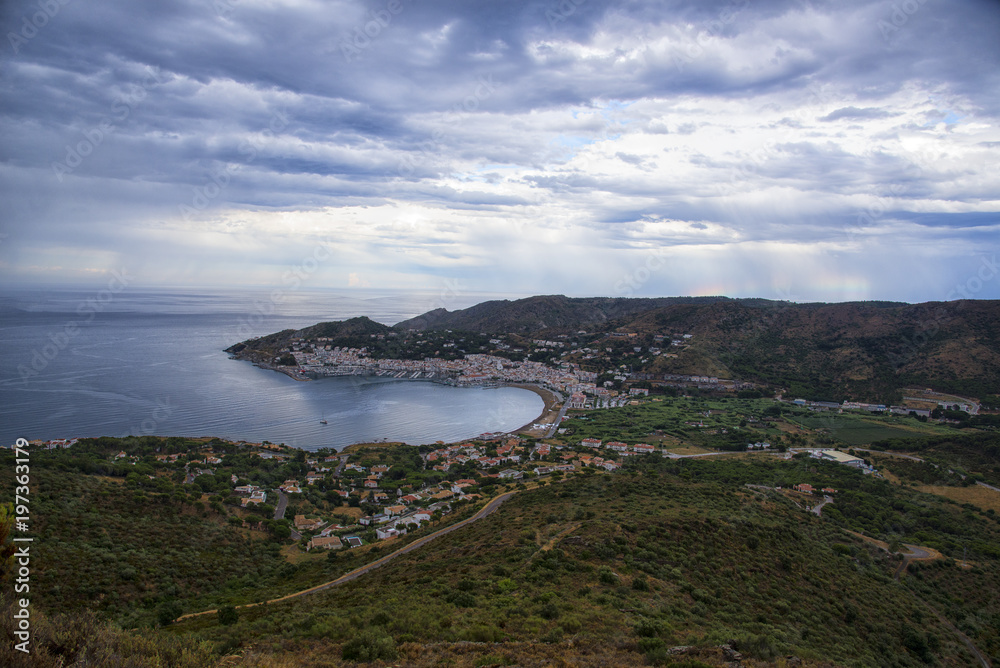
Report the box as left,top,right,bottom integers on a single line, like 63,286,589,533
226,294,1000,408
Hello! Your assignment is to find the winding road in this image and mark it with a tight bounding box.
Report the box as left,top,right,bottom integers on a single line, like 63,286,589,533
811,495,833,516
177,489,518,621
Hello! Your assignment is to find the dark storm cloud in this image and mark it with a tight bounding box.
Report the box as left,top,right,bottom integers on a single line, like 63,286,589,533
819,107,897,122
0,0,997,299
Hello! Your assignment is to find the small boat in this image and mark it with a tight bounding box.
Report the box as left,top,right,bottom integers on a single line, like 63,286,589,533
320,419,328,424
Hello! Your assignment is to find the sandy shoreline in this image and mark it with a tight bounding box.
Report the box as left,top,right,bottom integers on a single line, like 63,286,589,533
507,383,563,436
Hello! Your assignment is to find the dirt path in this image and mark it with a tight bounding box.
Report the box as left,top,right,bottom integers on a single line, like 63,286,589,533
924,603,992,668
176,490,518,622
540,523,582,552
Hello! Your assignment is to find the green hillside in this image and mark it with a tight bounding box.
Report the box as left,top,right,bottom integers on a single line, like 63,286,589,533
4,433,1000,667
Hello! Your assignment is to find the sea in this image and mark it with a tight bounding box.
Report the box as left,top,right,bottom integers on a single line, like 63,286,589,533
0,287,543,451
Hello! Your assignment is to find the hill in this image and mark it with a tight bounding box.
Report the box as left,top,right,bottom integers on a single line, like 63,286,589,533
394,295,735,333
229,295,1000,402
3,434,999,666
396,296,1000,401
224,316,393,364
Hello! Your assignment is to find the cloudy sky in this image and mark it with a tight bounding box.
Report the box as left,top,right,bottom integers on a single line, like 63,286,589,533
1,0,998,303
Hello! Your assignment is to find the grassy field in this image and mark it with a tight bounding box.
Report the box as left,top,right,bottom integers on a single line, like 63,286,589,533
916,485,1000,513
560,396,968,453
790,413,947,446
558,396,787,446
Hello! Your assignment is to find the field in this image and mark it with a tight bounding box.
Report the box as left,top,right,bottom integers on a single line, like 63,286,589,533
558,396,788,446
789,413,945,446
916,485,1000,514
559,396,957,451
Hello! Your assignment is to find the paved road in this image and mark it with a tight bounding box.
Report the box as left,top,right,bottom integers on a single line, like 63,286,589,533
333,454,349,477
811,495,833,516
977,481,1000,493
853,448,925,462
273,490,288,520
544,402,570,438
272,490,303,539
177,490,519,621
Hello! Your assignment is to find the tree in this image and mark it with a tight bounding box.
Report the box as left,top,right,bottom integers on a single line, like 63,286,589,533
270,522,291,541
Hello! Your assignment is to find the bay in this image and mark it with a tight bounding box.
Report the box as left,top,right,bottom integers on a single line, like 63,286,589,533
0,287,542,450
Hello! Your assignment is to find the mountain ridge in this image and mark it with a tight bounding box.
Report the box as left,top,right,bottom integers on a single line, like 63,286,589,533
226,295,1000,403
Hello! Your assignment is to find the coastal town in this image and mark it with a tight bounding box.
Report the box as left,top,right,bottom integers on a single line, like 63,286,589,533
247,329,983,418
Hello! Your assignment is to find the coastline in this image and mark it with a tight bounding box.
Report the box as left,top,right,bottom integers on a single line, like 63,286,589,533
508,383,563,436
242,357,561,441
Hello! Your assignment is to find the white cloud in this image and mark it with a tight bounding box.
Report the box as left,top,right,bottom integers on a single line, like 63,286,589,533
0,0,998,301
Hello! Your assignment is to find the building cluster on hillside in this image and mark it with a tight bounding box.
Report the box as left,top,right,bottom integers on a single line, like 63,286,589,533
289,346,600,394
792,483,838,495
422,438,530,471
234,484,267,506
808,449,880,476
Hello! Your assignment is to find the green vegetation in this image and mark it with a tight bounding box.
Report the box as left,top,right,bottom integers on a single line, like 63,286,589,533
787,413,950,446
4,424,1000,666
171,469,992,666
867,431,1000,487
559,396,953,451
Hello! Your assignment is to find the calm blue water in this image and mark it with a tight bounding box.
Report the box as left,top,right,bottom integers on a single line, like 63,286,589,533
0,288,542,450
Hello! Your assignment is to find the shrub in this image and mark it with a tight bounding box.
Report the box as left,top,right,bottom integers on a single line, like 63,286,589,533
217,605,238,626
539,602,560,620
156,600,183,626
341,630,397,662
447,591,477,607
634,618,665,638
